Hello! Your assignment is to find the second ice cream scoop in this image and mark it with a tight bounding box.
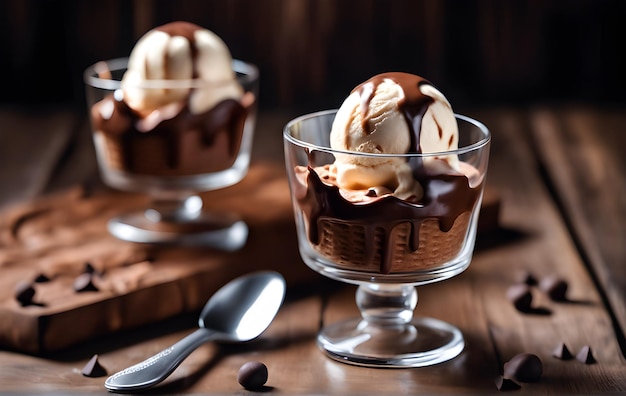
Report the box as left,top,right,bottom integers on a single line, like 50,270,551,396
121,21,243,115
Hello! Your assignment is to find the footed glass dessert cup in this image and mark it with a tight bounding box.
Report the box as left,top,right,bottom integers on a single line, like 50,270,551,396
284,110,490,367
84,58,258,249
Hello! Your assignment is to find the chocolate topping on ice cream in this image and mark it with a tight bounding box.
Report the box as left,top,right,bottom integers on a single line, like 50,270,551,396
292,72,483,274
297,163,481,274
92,96,247,174
89,21,253,176
353,73,434,154
155,21,199,41
154,21,202,78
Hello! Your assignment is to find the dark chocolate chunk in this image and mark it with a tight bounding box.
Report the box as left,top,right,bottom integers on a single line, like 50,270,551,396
73,273,98,292
518,271,538,286
503,353,542,383
552,342,573,360
539,276,568,301
15,281,36,306
33,273,50,283
506,284,533,312
495,376,521,391
81,354,107,377
576,345,596,364
237,361,268,390
84,262,97,274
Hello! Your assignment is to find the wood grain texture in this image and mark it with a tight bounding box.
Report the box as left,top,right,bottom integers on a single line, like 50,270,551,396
529,106,626,348
466,108,625,394
0,161,313,354
5,1,625,108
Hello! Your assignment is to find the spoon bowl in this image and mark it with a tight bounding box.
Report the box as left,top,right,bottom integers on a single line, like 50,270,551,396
104,271,286,392
198,270,285,341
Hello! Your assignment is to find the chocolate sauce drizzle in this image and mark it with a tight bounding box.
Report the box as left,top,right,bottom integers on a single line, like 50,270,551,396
300,165,480,274
298,73,480,274
92,95,247,174
353,72,433,154
92,21,249,175
155,22,201,79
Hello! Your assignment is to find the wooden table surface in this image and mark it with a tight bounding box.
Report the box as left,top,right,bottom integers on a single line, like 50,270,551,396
0,104,625,394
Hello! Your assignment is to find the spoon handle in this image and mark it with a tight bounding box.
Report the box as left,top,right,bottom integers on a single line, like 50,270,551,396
104,328,215,392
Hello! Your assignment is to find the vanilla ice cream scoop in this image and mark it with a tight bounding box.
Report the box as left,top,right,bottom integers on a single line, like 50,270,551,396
121,21,243,116
329,72,459,200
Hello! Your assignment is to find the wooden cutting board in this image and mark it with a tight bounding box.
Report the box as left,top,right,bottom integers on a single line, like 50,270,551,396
0,162,318,354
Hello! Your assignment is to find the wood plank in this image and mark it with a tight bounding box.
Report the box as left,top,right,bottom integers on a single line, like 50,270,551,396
464,108,625,393
529,106,626,342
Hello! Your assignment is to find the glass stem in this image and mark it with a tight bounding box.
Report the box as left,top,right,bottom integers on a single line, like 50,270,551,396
356,284,417,326
145,192,203,223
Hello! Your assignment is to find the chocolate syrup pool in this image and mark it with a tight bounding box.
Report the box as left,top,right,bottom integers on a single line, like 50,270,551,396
92,95,247,174
298,166,481,274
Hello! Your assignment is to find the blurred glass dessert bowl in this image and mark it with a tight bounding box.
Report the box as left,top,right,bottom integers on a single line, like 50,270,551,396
84,22,259,249
284,73,490,367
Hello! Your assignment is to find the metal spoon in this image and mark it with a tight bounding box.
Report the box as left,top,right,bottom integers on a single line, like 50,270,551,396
104,271,286,392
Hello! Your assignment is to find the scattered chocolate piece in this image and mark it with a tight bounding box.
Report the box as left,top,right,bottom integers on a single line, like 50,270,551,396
81,354,107,377
518,271,538,286
14,281,36,306
84,262,97,274
506,284,533,312
503,353,542,383
576,345,596,364
539,276,568,301
33,273,50,283
366,189,377,197
237,361,268,390
73,273,99,292
495,376,521,391
552,342,573,360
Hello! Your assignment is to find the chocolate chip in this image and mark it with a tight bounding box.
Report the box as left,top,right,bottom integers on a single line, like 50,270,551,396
33,273,50,283
366,189,377,197
503,353,542,383
81,354,107,377
552,342,573,360
495,376,521,391
506,284,533,312
237,361,268,390
73,273,98,292
576,345,596,364
539,276,568,301
15,281,36,306
517,271,538,286
84,262,97,274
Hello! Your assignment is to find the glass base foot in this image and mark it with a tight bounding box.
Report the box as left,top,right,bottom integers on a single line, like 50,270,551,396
107,211,248,251
318,317,464,368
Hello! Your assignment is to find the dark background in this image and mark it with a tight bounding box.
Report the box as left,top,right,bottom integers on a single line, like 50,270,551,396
1,0,625,112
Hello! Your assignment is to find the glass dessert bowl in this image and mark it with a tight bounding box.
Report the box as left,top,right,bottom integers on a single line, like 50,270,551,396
84,57,258,249
284,110,490,367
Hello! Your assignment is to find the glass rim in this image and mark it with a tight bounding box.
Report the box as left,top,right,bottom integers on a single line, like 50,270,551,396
83,57,259,90
283,109,491,158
